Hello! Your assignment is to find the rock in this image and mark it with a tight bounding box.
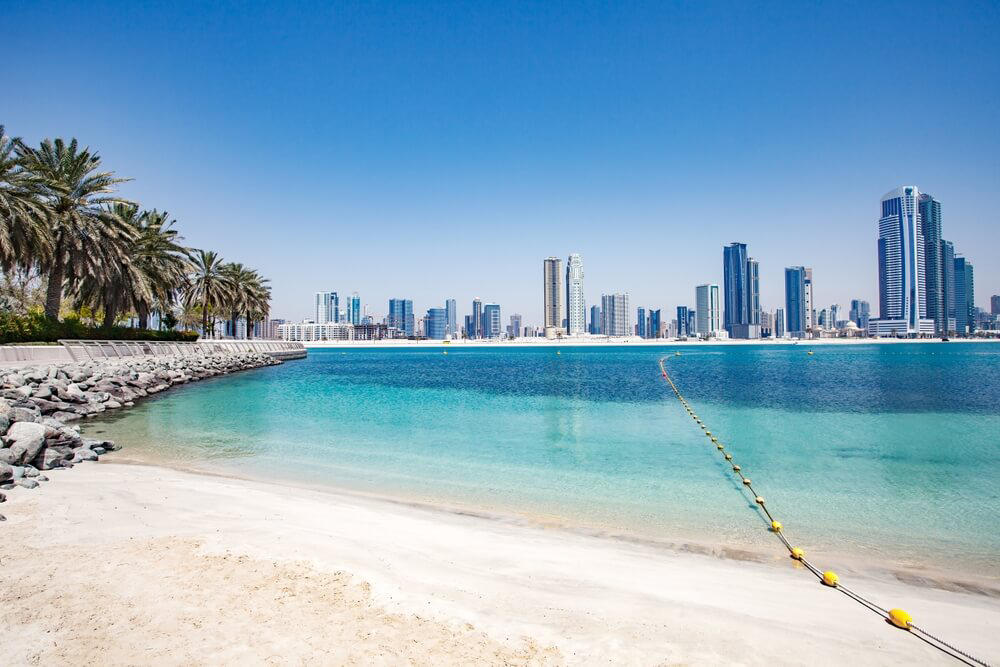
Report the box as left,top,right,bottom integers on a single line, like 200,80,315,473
14,477,39,489
0,491,5,502
0,414,9,435
72,448,99,462
23,465,39,478
104,400,122,409
10,434,46,465
12,385,32,399
37,475,48,482
0,483,13,490
32,384,53,399
124,401,135,407
51,410,82,422
6,421,47,442
65,383,87,401
9,407,37,422
0,462,11,481
0,449,16,464
9,465,24,479
33,447,71,470
93,446,106,455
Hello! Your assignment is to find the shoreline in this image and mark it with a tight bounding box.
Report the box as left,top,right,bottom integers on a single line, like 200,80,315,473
300,337,1000,349
2,460,998,665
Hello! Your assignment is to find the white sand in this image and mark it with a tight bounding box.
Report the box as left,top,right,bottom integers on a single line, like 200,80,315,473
2,462,998,666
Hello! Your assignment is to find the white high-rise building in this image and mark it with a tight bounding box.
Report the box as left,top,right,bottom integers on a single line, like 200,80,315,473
695,284,722,336
565,253,586,336
803,268,814,333
315,291,339,324
600,293,630,336
543,257,563,338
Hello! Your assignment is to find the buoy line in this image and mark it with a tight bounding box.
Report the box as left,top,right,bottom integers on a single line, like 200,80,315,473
658,356,992,667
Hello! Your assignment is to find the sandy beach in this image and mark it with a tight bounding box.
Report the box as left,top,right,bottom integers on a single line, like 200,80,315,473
2,462,998,666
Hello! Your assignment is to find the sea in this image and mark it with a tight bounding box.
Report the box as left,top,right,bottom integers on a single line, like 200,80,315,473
84,343,1000,578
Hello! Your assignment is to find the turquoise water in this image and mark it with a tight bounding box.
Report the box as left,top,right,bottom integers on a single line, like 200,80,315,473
86,344,1000,577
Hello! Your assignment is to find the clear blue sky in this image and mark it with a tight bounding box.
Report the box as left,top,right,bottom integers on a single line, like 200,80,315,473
4,0,998,324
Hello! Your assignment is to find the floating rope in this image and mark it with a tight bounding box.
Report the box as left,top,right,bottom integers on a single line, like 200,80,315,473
658,356,992,667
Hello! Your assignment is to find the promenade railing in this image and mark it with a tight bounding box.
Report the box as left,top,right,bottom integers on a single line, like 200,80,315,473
57,339,305,363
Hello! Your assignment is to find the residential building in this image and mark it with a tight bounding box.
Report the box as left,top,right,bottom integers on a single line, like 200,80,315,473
676,306,689,337
425,308,447,340
543,257,563,338
942,240,956,334
919,193,947,334
315,291,339,324
482,303,501,338
784,266,807,338
954,256,975,335
589,305,602,334
388,298,415,337
695,284,722,337
507,313,522,339
600,293,630,336
723,242,761,339
849,300,870,330
871,186,933,335
471,298,483,339
348,293,361,325
774,308,785,338
565,253,586,336
278,322,353,341
804,268,814,332
445,299,457,337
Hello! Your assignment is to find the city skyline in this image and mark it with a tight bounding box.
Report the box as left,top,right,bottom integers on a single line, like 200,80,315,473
4,2,997,325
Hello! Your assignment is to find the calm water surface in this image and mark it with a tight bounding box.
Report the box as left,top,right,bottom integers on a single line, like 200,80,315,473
86,344,1000,577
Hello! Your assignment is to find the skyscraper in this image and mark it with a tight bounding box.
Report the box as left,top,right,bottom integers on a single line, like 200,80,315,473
348,293,361,325
315,291,339,324
387,298,414,337
723,242,761,339
507,313,522,338
941,240,956,334
919,193,946,334
676,306,689,337
425,308,447,339
445,299,457,337
849,300,870,329
992,295,1000,316
471,298,483,339
804,268,814,332
774,308,785,338
565,253,585,336
482,303,501,338
874,186,930,335
649,309,661,339
784,266,807,338
695,284,721,337
600,293,630,336
589,305,602,334
954,256,975,335
543,257,563,338
637,307,647,338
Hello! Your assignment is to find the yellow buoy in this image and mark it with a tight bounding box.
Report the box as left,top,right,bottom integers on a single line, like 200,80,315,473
807,351,814,356
443,350,448,355
705,431,712,436
888,609,912,630
771,521,782,532
716,444,724,450
724,454,733,461
675,351,681,356
790,547,805,560
710,437,717,443
556,350,561,355
822,571,839,587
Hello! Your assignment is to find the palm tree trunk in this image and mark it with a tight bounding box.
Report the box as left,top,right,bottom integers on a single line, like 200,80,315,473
201,296,209,339
102,306,116,330
138,305,149,330
44,256,65,320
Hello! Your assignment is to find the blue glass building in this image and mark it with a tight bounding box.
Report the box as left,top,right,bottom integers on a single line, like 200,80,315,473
723,242,761,339
425,308,447,339
637,307,646,337
676,306,688,337
482,303,501,338
388,298,414,337
784,266,807,337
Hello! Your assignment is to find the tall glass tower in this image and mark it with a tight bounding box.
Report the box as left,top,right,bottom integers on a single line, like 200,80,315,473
723,243,761,339
784,267,807,338
565,253,585,336
543,257,563,338
919,193,946,334
878,186,926,333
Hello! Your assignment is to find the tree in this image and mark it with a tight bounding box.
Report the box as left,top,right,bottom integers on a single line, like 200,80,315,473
220,263,270,338
0,126,51,271
72,204,192,329
185,250,230,338
16,137,133,320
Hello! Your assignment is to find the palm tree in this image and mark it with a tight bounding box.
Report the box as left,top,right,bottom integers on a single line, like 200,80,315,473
72,204,192,329
16,137,132,320
185,250,230,338
244,275,271,339
220,263,271,338
0,126,51,270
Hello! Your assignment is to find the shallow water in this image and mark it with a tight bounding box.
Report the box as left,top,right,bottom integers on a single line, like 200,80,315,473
86,344,1000,577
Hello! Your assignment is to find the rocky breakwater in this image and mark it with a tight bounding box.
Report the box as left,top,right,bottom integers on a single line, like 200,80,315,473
0,351,282,519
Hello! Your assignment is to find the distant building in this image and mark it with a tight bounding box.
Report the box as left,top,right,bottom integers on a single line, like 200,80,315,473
279,322,353,341
849,300,870,330
919,193,947,334
445,299,457,337
348,293,361,325
760,311,773,338
695,284,722,337
784,267,807,338
543,257,563,338
482,303,501,338
268,319,286,339
954,256,975,335
315,291,339,324
804,268,814,332
565,253,586,336
388,298,415,337
723,242,760,339
589,305,601,334
637,307,647,338
507,313,522,339
600,293,630,336
774,308,785,338
648,309,661,339
676,306,689,337
425,307,447,339
470,298,483,339
871,186,933,335
992,295,1000,316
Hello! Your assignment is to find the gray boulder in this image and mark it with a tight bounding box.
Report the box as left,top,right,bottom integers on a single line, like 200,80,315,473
10,434,46,465
0,461,11,481
32,447,71,470
14,478,39,489
6,421,47,442
9,407,37,422
0,449,16,465
72,448,99,462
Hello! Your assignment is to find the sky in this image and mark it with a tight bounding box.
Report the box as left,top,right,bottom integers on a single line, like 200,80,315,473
4,0,999,325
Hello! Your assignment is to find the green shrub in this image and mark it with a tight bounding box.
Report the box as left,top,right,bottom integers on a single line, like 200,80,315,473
0,312,199,344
